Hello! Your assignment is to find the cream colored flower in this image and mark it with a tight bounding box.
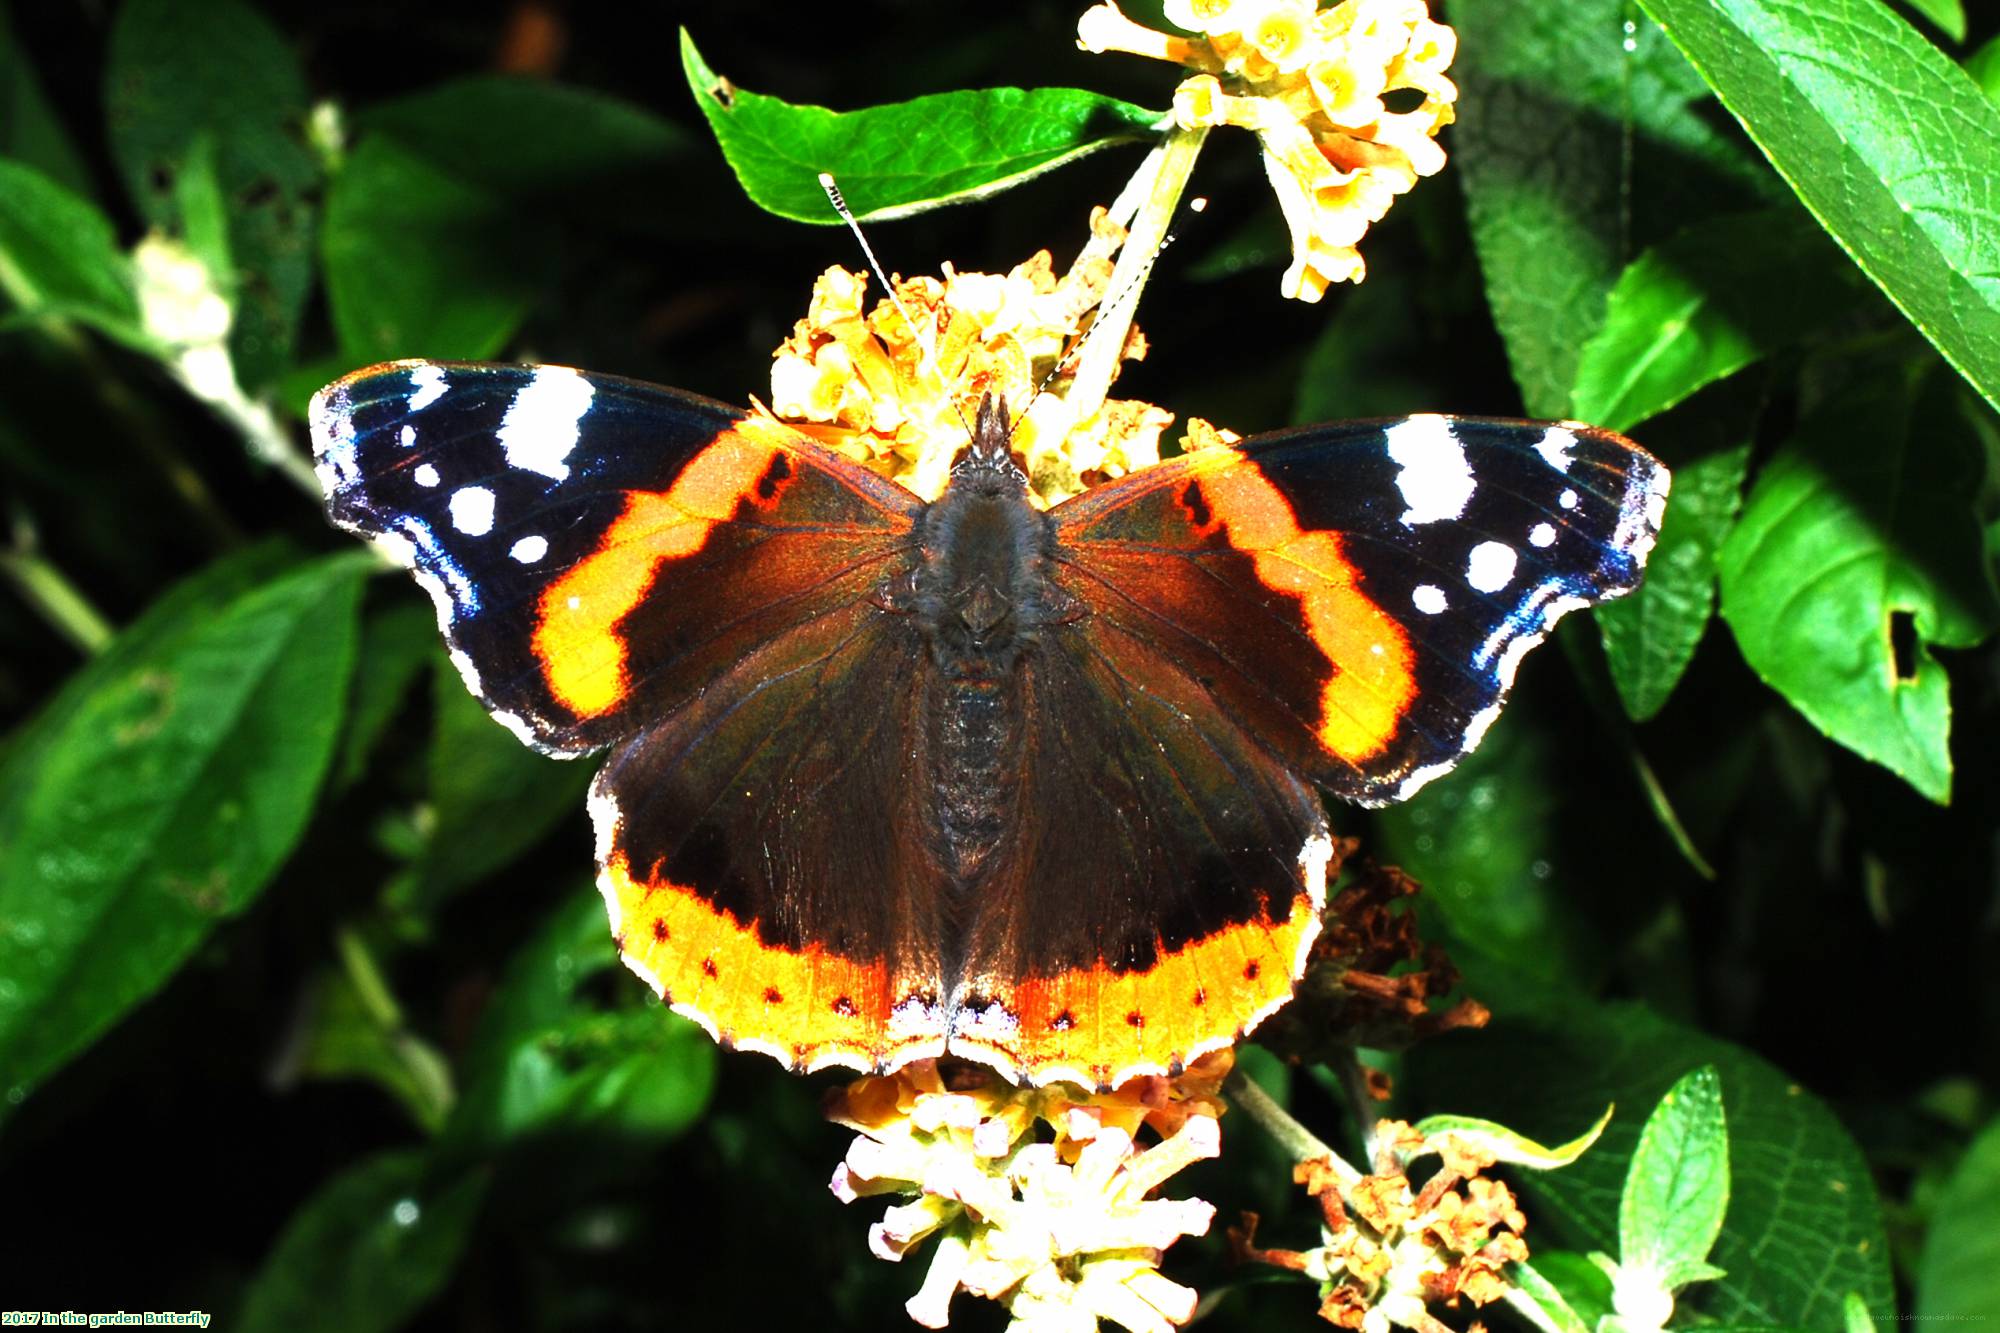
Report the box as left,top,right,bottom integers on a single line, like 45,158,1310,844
829,1056,1234,1331
768,206,1189,507
1078,0,1457,300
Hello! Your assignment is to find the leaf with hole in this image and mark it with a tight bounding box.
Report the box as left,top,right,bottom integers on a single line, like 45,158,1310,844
1718,373,2000,802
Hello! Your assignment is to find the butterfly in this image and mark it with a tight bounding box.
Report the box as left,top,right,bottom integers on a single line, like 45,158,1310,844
312,361,1668,1089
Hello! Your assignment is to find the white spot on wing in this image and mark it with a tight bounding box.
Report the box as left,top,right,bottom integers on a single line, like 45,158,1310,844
407,364,448,411
1467,541,1518,593
450,485,495,536
499,366,595,481
398,424,417,448
1529,522,1557,548
309,385,358,492
414,464,440,488
1535,426,1577,472
1413,584,1448,614
510,534,549,564
1386,414,1475,525
1560,489,1579,510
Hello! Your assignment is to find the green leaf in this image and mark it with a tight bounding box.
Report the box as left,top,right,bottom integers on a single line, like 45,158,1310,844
0,553,368,1103
1571,210,1863,433
1893,0,1965,44
1413,1105,1614,1170
0,1,93,192
321,136,551,363
1508,1257,1596,1333
1718,372,2000,801
333,601,438,791
681,28,1160,223
173,132,235,295
1598,444,1751,720
293,958,455,1134
1451,0,1774,415
0,159,145,344
1523,1252,1616,1331
1633,0,2000,415
105,0,319,389
1968,35,2000,100
1844,1291,1879,1333
236,1150,487,1333
0,542,299,810
443,889,718,1158
359,74,693,228
414,656,591,902
1373,709,1607,1009
1292,270,1440,421
1621,1066,1730,1287
1916,1115,2000,1318
1405,1001,1894,1330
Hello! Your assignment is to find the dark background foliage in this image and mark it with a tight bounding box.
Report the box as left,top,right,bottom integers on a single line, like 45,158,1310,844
1,0,1997,1329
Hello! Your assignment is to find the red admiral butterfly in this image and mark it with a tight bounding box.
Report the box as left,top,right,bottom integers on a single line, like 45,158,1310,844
313,361,1667,1088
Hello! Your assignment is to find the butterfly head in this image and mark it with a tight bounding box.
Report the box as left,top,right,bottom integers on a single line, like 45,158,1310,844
951,393,1029,493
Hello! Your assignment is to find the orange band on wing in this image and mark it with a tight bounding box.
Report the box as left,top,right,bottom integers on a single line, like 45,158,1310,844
1192,458,1417,763
950,892,1321,1088
602,852,941,1075
533,421,795,719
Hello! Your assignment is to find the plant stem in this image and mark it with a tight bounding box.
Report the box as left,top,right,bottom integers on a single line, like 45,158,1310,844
1332,1049,1382,1149
1068,121,1209,421
1224,1066,1363,1193
0,537,113,655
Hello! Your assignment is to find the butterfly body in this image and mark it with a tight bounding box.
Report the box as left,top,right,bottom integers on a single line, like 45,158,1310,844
313,361,1668,1088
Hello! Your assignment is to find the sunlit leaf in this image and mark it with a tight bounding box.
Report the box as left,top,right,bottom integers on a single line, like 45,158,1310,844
1634,0,2000,414
682,28,1160,223
1718,373,2000,801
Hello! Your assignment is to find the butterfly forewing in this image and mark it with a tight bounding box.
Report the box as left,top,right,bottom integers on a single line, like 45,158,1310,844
1050,414,1669,805
311,362,924,755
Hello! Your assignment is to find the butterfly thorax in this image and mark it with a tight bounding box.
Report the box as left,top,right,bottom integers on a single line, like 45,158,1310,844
867,398,1078,886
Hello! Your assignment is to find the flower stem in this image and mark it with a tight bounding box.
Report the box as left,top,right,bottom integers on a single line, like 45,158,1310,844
1067,121,1208,422
1,518,113,655
1224,1067,1363,1193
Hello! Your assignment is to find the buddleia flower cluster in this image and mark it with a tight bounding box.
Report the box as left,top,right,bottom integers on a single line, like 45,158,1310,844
1078,0,1457,299
767,208,1233,508
827,1054,1235,1333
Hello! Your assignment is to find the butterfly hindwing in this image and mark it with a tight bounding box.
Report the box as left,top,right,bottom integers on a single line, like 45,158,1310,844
590,596,950,1074
311,361,924,756
947,617,1333,1086
1050,414,1669,805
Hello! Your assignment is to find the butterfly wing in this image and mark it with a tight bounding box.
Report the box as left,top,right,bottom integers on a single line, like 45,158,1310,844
943,414,1667,1085
1047,414,1669,805
313,361,941,1073
946,619,1334,1088
311,360,924,756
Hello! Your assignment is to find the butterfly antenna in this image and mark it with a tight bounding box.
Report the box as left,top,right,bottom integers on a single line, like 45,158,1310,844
818,173,972,438
1004,197,1204,449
